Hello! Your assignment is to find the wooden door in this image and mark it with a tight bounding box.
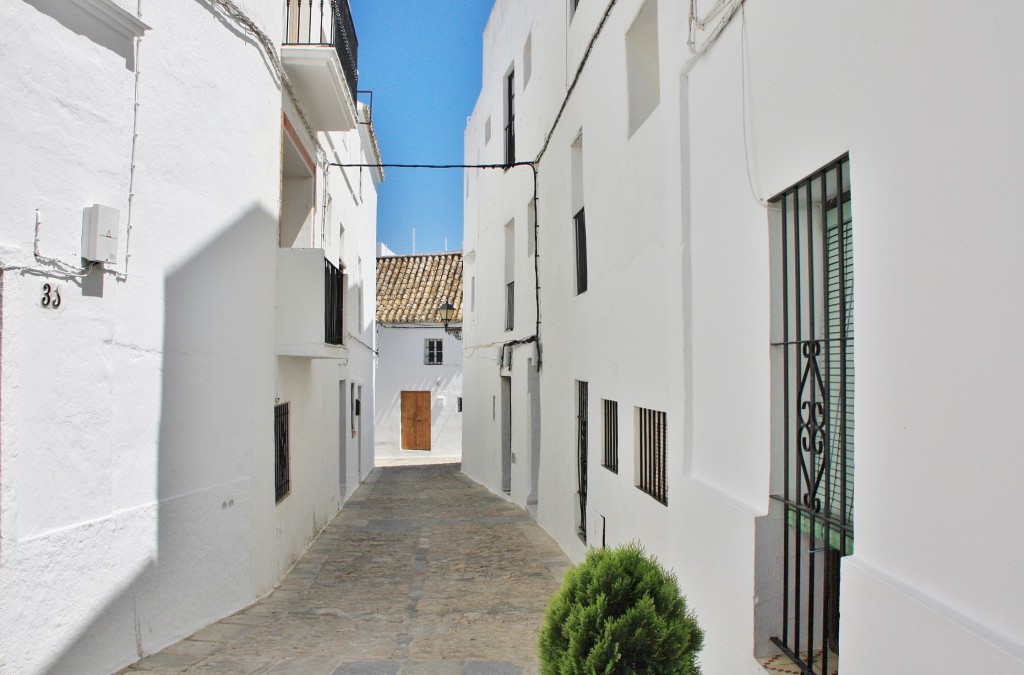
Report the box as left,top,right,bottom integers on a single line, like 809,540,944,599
401,391,431,450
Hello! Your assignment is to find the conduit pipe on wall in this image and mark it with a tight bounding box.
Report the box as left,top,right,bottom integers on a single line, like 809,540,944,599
328,161,543,367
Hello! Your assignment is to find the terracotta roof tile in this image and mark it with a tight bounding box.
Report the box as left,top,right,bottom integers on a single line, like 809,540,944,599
376,252,463,324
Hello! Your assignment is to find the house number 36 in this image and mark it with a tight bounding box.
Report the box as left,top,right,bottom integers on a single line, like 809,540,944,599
41,283,61,309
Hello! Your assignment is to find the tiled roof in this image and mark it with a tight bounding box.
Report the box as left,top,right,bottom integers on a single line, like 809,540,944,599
376,252,463,324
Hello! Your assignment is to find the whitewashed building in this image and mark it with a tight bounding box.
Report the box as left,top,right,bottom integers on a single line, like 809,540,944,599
375,252,463,461
463,1,1024,673
0,1,381,672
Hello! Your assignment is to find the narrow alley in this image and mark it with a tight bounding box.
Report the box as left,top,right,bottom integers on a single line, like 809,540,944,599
121,464,569,674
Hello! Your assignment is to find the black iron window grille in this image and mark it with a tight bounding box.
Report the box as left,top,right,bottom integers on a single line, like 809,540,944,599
505,69,516,166
769,154,853,675
274,403,290,502
284,0,359,103
505,281,515,331
424,338,443,365
636,407,667,504
574,208,587,294
576,380,589,542
324,258,344,345
602,399,619,473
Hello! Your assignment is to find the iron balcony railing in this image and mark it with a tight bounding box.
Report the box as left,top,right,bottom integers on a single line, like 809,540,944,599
324,258,344,345
285,0,359,103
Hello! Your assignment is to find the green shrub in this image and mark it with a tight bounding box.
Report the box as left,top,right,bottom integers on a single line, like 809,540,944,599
538,543,703,675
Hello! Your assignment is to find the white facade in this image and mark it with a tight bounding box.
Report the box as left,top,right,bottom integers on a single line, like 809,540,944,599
375,325,463,461
0,1,380,673
463,1,1024,674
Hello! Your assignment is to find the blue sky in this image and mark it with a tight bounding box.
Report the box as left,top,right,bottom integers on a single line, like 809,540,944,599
349,1,495,255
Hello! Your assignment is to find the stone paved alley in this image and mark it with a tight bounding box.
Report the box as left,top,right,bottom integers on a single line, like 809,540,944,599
121,464,571,674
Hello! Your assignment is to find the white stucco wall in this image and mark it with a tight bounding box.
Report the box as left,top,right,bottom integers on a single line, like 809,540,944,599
464,1,1024,673
375,325,463,460
0,1,379,672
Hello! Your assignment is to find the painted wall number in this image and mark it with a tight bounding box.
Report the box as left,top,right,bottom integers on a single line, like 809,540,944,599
41,284,61,309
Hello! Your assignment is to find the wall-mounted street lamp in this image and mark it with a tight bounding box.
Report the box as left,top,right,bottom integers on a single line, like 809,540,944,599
437,300,462,341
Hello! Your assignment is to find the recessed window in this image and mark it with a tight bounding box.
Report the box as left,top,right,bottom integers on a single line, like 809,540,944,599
625,0,660,135
505,68,516,166
574,208,587,294
424,338,443,365
505,219,515,330
457,397,463,413
506,281,515,331
636,407,666,504
523,32,533,87
763,154,853,673
274,403,290,502
571,134,587,295
576,381,589,542
602,400,618,473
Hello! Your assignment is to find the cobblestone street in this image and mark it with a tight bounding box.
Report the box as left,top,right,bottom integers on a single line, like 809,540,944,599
121,464,570,674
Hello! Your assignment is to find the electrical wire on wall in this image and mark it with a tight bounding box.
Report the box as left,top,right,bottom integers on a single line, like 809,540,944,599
330,161,542,367
1,5,146,283
739,1,768,207
687,0,743,58
333,0,630,372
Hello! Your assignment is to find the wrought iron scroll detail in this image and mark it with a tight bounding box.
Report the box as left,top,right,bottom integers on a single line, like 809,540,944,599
797,340,830,513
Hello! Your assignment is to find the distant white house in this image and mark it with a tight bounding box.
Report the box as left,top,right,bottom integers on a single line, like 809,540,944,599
375,252,463,461
463,1,1024,674
0,1,380,672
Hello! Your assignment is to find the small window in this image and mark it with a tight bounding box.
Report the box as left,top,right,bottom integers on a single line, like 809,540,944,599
523,32,533,87
576,381,589,542
274,403,290,502
506,281,515,331
457,397,463,413
505,69,516,166
636,407,666,504
574,208,588,294
425,338,443,365
602,400,618,473
625,0,660,135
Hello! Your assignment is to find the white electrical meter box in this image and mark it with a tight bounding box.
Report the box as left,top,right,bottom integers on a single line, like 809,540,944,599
82,204,119,264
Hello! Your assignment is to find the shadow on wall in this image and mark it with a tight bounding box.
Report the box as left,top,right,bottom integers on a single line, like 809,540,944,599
23,0,140,68
45,206,276,673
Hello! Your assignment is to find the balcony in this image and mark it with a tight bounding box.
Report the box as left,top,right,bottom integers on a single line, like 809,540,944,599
277,248,346,358
282,0,358,131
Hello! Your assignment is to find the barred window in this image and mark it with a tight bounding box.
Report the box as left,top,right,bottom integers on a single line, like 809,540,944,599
602,399,618,473
576,381,589,541
424,339,443,365
574,208,587,294
636,407,666,504
274,403,290,503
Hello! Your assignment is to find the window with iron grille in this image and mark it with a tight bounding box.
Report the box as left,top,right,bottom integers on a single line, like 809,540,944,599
768,154,852,675
636,407,666,504
424,338,443,365
505,69,515,166
574,208,587,294
274,403,290,502
576,380,589,542
324,259,344,345
505,281,515,330
602,399,618,473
